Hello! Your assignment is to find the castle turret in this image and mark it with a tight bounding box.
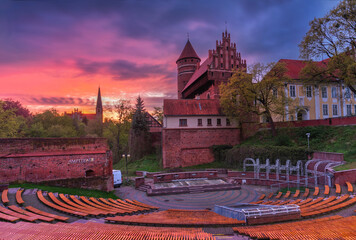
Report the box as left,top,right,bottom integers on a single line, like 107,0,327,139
176,40,201,99
96,87,103,123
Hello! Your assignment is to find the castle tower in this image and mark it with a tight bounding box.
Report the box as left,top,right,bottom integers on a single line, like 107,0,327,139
176,40,201,99
96,87,103,123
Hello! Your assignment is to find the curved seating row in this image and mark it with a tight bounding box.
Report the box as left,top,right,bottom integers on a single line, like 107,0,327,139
0,221,215,240
36,190,158,218
106,209,242,227
234,215,356,239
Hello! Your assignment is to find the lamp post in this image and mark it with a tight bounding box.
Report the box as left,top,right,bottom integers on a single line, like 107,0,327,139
122,153,130,181
306,133,310,150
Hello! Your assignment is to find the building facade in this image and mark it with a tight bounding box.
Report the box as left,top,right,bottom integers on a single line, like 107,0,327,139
272,59,356,122
162,99,240,168
177,31,247,99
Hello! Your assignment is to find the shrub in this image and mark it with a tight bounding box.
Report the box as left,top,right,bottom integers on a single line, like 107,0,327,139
225,145,313,169
211,145,233,162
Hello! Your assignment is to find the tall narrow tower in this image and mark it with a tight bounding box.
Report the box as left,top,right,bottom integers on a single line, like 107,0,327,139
176,40,201,99
96,87,103,123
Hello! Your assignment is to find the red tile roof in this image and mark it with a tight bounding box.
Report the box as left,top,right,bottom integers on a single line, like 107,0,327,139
163,99,223,116
176,40,200,63
182,57,213,92
278,59,330,80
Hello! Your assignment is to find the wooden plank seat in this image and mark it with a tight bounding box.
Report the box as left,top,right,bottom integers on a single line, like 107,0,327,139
283,191,291,198
25,206,68,222
346,182,353,193
0,205,37,222
79,196,120,215
248,200,264,204
293,190,300,198
37,191,87,217
335,184,341,194
127,199,159,210
288,199,302,205
58,194,107,216
48,193,95,216
15,189,25,205
301,195,355,217
88,197,127,214
1,189,9,205
275,192,283,199
267,192,273,199
258,194,266,200
302,188,310,198
98,198,136,214
297,198,313,206
313,187,320,197
8,205,54,222
300,196,337,212
116,199,149,211
0,212,19,222
69,195,110,214
324,185,330,195
107,198,145,212
299,197,324,208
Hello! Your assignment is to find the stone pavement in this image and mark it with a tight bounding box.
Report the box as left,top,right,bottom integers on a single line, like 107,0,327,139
115,184,265,210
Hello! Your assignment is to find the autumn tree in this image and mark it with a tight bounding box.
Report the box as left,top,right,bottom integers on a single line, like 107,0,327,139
220,63,294,136
129,96,151,161
152,106,163,124
299,0,356,93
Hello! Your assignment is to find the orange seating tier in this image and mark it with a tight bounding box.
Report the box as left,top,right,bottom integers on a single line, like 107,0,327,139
106,209,242,226
234,215,356,239
0,221,216,240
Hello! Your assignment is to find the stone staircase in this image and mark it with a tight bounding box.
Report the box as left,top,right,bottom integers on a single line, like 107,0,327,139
189,186,205,194
137,185,151,192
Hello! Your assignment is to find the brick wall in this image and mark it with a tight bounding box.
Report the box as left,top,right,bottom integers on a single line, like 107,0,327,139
334,169,356,185
0,138,113,191
162,128,240,168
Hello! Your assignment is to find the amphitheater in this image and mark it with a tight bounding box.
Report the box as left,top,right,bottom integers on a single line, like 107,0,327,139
1,163,356,240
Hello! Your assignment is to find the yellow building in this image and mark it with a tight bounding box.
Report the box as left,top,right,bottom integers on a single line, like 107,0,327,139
270,59,356,122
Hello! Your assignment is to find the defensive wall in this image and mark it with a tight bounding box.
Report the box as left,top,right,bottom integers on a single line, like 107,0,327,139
0,138,113,191
162,128,240,168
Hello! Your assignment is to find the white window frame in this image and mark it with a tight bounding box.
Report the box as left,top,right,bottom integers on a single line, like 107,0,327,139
290,85,296,98
346,105,352,116
332,104,338,116
321,87,327,98
345,87,351,99
332,87,337,98
322,104,328,116
306,86,312,98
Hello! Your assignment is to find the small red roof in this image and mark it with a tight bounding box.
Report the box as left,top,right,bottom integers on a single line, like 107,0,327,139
164,99,223,116
182,57,213,92
278,59,330,80
176,40,200,63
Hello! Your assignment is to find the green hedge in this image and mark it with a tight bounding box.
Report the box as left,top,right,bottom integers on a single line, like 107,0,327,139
225,145,313,169
211,145,233,162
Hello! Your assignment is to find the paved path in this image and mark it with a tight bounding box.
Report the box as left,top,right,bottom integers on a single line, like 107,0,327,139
115,185,262,210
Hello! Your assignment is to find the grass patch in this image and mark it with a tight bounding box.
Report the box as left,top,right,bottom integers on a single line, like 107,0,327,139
278,186,307,194
184,161,242,171
113,154,162,175
9,183,118,199
242,125,356,169
333,162,356,171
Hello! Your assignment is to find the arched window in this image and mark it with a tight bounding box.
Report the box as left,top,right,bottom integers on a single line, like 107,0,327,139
85,169,95,177
207,93,210,99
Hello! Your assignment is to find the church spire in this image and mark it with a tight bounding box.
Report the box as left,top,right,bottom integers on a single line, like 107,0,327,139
96,87,103,122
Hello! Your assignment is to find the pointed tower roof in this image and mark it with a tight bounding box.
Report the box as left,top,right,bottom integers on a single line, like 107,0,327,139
96,87,102,110
176,40,200,63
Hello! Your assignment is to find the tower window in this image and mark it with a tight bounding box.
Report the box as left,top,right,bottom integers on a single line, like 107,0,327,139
222,73,224,77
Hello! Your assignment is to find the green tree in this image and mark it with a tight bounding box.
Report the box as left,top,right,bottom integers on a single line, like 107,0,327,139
299,0,356,93
220,63,294,136
129,96,151,161
28,109,79,137
0,100,27,137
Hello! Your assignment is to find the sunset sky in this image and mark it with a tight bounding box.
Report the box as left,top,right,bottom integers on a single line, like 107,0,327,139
0,0,339,119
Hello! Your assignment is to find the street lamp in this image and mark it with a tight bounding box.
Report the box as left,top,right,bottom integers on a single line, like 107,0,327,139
122,153,130,181
306,133,310,150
